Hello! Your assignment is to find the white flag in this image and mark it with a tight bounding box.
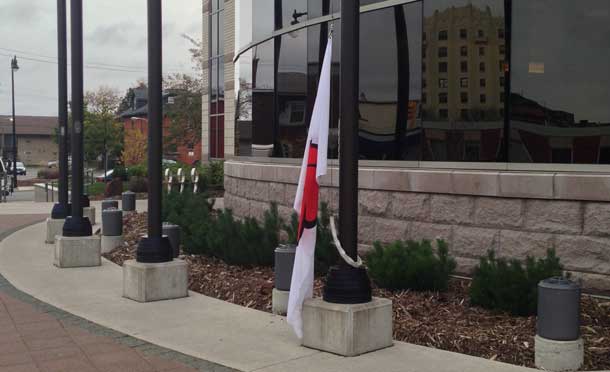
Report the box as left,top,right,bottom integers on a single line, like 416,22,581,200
287,34,332,339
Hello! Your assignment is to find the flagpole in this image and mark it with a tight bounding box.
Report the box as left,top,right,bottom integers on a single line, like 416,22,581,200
322,0,371,304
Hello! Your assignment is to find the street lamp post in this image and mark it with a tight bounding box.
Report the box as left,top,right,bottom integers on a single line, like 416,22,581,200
136,0,172,263
52,0,70,219
63,0,92,237
322,0,372,304
10,56,19,189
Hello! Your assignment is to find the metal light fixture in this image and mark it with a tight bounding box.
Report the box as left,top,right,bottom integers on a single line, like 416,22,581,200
11,56,19,72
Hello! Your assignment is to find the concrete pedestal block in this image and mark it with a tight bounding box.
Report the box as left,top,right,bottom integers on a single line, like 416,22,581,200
123,259,188,302
83,206,96,226
535,335,583,372
302,297,393,357
54,235,101,268
45,218,65,244
101,235,123,254
272,288,289,315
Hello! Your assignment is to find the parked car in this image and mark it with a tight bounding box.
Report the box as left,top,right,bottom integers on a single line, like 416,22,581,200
14,162,26,175
95,169,114,182
48,157,72,168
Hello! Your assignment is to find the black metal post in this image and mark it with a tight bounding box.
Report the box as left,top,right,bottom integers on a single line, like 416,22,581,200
52,0,70,219
322,0,371,304
11,57,17,189
136,0,172,263
63,0,91,236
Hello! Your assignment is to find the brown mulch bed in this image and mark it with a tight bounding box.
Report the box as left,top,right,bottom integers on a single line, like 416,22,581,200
104,212,610,371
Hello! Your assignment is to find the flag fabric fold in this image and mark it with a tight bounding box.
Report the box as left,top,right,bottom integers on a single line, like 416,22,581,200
286,34,332,339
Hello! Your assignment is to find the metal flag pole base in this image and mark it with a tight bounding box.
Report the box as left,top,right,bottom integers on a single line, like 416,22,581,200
51,203,70,219
62,216,92,237
136,236,173,263
323,265,372,304
323,216,372,304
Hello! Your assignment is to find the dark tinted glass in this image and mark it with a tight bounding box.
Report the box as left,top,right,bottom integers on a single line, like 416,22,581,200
359,2,422,160
253,0,274,41
278,0,308,29
510,0,610,164
308,0,339,19
277,28,308,158
251,40,275,156
422,0,506,162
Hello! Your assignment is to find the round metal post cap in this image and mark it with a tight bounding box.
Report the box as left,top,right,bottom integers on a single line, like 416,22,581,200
539,277,581,291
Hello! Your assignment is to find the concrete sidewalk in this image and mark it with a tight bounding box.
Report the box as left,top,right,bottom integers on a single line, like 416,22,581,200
0,221,544,372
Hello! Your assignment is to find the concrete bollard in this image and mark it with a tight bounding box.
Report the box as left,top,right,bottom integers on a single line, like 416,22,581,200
535,277,583,372
162,223,181,258
272,244,296,315
101,208,123,254
122,191,136,212
102,199,119,211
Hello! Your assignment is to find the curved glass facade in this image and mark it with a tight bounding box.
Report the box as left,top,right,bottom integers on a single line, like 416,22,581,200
231,0,610,164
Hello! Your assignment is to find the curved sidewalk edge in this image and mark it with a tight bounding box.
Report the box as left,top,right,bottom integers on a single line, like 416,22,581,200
0,222,542,372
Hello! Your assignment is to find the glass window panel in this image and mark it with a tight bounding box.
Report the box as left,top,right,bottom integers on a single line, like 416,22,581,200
235,52,253,156
218,11,225,56
277,28,308,158
278,0,308,30
211,15,218,57
218,60,225,115
359,2,422,160
422,0,505,162
308,0,340,19
251,39,275,157
510,0,610,164
211,59,218,114
253,0,274,41
235,0,253,50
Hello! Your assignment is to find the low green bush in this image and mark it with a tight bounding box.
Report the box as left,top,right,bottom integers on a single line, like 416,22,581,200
367,239,456,292
469,249,564,316
128,176,148,193
127,164,147,179
113,165,128,180
86,182,106,197
162,192,281,267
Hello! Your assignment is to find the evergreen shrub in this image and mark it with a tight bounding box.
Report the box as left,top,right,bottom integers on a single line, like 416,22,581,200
367,239,456,292
469,249,564,316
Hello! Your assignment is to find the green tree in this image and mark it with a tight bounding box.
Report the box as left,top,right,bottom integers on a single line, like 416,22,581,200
163,73,202,155
83,87,124,164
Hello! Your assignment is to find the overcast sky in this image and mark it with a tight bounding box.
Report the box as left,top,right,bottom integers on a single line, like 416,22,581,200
0,0,201,117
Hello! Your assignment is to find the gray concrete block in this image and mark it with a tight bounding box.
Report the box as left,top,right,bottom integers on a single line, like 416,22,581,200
123,259,189,302
45,218,65,244
272,288,289,315
302,297,393,357
54,235,101,268
101,235,123,254
83,206,96,226
535,335,583,372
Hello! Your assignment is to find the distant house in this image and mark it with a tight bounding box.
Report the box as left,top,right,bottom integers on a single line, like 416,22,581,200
118,87,202,165
0,116,58,166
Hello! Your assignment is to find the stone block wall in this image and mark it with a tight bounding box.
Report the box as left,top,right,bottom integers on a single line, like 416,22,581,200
223,160,610,292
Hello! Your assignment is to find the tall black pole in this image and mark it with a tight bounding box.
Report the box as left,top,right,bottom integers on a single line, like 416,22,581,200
136,0,172,263
63,0,91,236
52,0,69,219
322,0,371,304
11,58,17,189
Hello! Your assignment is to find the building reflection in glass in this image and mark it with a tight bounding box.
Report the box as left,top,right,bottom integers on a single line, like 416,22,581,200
422,0,506,162
510,0,610,164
